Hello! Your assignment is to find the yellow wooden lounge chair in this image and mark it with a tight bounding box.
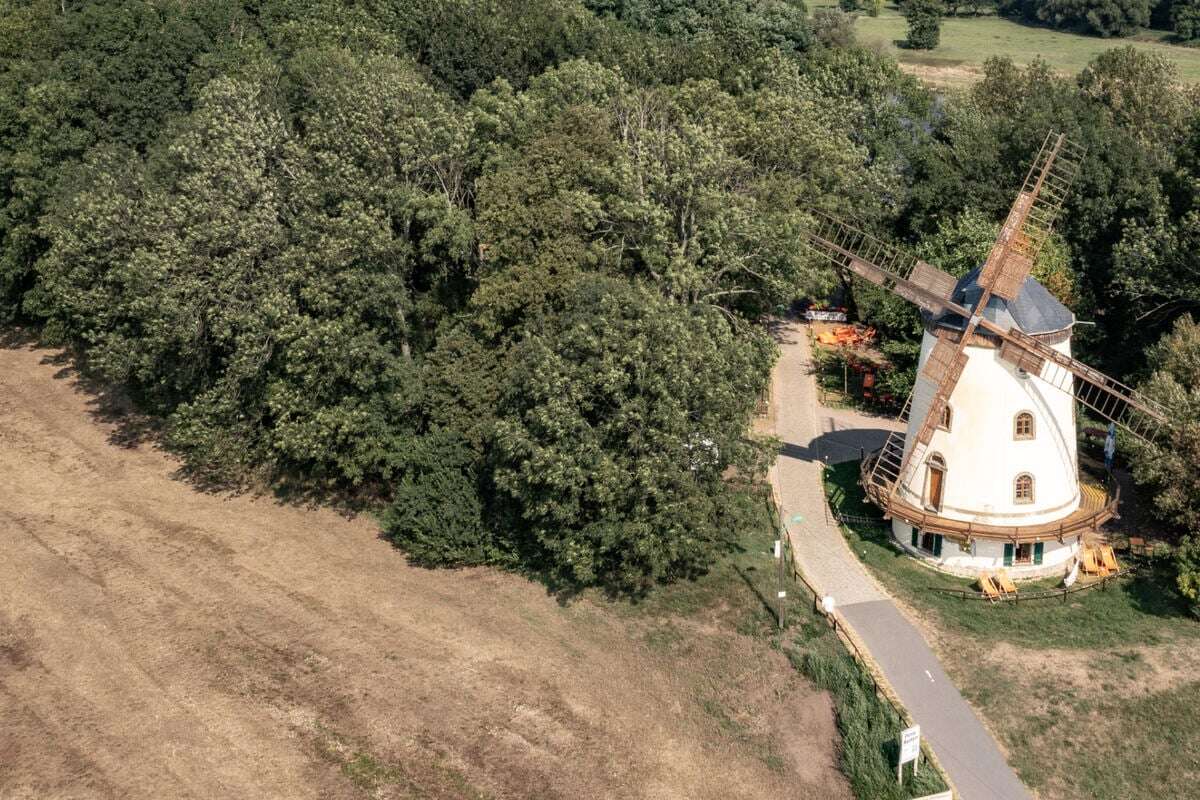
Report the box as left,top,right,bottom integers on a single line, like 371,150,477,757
1099,545,1119,573
995,569,1019,597
1081,548,1106,576
979,572,1002,603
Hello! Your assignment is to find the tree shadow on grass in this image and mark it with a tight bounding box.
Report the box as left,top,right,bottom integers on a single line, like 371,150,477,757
1123,561,1197,623
733,563,781,628
0,328,166,451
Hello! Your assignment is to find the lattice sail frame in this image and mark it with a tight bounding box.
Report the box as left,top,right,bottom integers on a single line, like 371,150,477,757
803,132,1167,502
807,213,959,316
978,133,1085,302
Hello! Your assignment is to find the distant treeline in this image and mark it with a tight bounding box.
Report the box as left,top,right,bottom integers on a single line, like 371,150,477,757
994,0,1200,39
1,1,1197,595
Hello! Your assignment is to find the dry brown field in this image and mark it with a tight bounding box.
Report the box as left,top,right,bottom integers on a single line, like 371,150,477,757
0,339,849,800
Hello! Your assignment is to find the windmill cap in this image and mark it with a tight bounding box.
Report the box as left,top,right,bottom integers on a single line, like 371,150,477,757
928,266,1075,336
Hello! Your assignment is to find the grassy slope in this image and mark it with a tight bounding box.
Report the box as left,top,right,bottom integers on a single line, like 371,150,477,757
824,460,1200,800
815,1,1200,84
625,493,948,799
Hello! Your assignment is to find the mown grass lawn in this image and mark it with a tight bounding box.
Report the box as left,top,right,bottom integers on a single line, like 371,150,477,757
824,461,1200,649
813,1,1200,85
824,460,1200,800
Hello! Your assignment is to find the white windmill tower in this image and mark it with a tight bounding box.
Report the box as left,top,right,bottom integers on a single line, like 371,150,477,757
805,133,1167,577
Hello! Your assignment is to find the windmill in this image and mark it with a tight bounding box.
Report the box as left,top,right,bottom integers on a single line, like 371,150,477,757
804,132,1168,575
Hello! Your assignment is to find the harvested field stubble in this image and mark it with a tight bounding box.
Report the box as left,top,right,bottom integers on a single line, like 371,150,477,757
0,340,849,800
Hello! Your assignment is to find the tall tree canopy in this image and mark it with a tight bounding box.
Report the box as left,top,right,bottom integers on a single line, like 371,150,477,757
490,277,775,593
1130,315,1200,535
2,0,1198,591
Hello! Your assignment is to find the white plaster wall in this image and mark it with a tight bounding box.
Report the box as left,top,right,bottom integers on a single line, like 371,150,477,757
892,520,1079,579
898,330,1080,527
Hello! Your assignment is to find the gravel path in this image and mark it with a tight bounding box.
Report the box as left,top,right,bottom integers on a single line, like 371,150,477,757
769,320,1034,800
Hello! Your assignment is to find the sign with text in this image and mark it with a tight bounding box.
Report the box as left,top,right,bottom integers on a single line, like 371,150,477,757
805,309,848,322
899,725,921,764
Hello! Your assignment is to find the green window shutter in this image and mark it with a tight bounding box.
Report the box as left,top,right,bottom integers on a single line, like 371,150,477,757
1003,543,1014,567
1034,542,1044,565
912,529,919,548
933,534,943,557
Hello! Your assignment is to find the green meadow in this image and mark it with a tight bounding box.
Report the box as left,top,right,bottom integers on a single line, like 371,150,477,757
815,1,1200,85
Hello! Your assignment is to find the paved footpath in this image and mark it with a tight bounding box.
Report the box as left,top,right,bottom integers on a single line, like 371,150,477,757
770,320,1033,800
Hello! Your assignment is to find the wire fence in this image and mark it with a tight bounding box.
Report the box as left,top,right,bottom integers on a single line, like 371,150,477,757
831,510,890,530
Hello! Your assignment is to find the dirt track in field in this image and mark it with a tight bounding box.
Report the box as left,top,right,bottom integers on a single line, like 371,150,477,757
0,340,849,800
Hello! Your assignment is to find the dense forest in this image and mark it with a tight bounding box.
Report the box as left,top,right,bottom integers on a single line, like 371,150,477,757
1,0,1197,597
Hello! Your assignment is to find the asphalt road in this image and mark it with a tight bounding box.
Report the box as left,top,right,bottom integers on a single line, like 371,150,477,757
840,600,1034,800
771,319,1034,800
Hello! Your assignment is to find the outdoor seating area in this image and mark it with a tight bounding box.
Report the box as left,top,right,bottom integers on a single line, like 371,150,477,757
816,324,877,348
1125,536,1166,558
978,570,1020,603
810,323,896,410
951,543,1146,603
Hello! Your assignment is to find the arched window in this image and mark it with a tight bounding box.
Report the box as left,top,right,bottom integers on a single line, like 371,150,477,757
1014,411,1034,440
939,404,952,432
1014,473,1034,504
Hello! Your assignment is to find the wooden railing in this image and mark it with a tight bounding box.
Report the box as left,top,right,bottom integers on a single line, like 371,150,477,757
859,450,1119,544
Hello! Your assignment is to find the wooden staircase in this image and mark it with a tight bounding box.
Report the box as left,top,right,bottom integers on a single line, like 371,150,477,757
862,392,915,502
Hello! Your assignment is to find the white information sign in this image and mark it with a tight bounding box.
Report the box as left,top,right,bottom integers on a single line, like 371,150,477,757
913,793,953,800
899,725,921,764
898,724,921,783
821,595,836,615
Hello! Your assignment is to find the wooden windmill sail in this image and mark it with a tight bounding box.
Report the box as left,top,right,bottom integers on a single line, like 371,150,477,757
804,132,1168,506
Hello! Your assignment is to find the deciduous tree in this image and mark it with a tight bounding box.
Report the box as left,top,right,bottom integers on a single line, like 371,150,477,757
491,277,775,593
1036,0,1150,36
903,0,944,49
1173,0,1200,39
1129,315,1200,536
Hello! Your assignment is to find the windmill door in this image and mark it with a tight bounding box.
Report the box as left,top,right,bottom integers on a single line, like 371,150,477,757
926,456,946,512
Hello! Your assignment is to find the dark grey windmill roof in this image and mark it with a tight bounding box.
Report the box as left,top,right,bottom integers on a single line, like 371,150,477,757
928,267,1074,336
